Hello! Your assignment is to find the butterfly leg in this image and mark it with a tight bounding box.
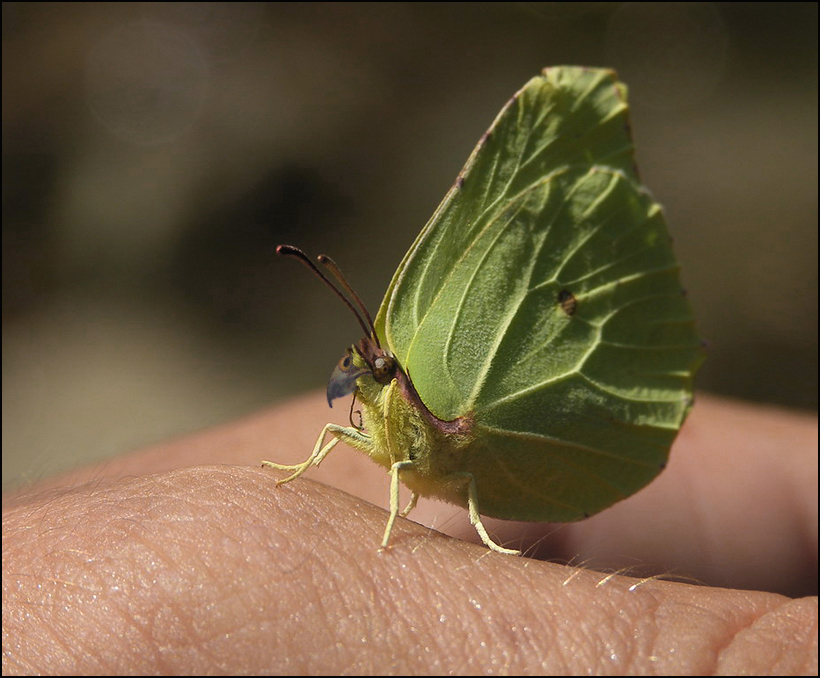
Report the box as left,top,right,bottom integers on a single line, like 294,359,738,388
400,491,419,518
262,423,369,484
456,472,521,555
380,460,416,550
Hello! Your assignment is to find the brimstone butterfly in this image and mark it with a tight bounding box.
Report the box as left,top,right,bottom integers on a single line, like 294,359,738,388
263,66,703,555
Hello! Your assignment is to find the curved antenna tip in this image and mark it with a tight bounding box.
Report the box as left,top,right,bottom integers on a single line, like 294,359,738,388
276,244,375,342
276,244,301,257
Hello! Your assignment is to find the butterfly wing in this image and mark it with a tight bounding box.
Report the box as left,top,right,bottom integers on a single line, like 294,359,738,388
374,67,703,521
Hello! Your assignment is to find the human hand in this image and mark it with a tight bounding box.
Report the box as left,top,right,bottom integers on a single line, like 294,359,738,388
3,394,816,674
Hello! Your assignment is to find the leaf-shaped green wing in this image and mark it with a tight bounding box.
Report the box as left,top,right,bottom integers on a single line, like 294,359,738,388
374,68,701,449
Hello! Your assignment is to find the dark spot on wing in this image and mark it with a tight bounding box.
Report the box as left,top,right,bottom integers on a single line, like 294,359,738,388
558,289,577,316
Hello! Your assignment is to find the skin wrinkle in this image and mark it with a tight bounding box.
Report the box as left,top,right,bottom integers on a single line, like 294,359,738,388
743,598,818,672
453,572,523,671
613,586,662,670
560,570,637,671
114,489,202,669
12,473,211,671
669,593,756,675
36,542,127,670
707,613,752,675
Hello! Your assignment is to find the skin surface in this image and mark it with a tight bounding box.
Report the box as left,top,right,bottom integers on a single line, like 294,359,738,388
3,394,817,674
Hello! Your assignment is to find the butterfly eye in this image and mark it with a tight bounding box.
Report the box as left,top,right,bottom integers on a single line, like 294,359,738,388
372,355,396,385
326,351,369,407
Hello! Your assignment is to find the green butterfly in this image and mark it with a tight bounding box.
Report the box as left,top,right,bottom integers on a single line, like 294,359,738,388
263,66,703,555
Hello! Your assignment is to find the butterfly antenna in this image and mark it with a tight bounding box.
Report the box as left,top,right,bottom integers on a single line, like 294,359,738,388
317,254,379,346
276,245,372,340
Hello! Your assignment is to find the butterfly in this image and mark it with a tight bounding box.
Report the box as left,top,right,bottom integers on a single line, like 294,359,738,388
263,67,703,555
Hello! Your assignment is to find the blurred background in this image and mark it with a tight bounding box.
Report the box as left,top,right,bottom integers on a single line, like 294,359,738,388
3,3,817,487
